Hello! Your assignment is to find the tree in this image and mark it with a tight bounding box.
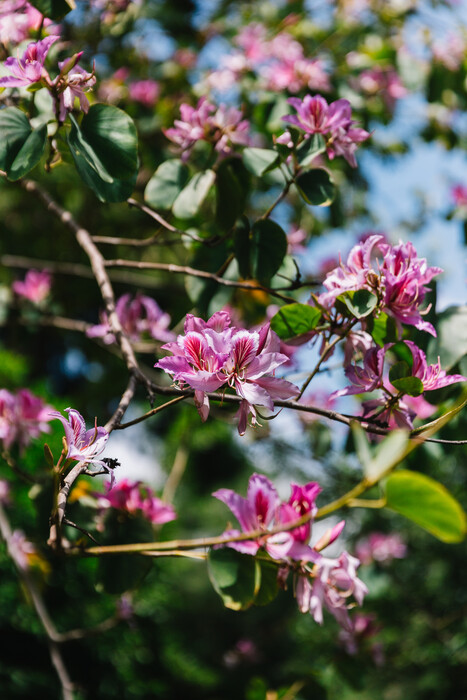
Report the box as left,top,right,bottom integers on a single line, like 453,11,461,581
0,1,467,698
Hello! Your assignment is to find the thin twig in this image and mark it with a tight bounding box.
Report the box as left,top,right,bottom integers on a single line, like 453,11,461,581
103,258,296,303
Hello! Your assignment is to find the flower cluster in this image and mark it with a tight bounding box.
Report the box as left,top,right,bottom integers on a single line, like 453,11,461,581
280,94,370,167
86,293,175,346
333,341,466,428
0,36,96,123
96,479,176,525
319,234,442,336
155,311,300,435
213,473,367,630
0,388,52,451
203,22,330,96
12,269,51,305
164,97,251,161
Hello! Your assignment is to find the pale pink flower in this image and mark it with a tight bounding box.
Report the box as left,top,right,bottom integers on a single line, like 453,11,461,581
8,529,38,570
97,479,176,525
355,67,407,111
355,532,407,566
333,345,385,397
307,552,368,631
286,225,308,255
0,1,44,45
50,408,108,466
12,269,51,304
87,293,175,345
338,613,384,664
55,57,96,122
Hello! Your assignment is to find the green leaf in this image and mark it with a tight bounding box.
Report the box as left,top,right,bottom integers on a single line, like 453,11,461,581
296,133,326,167
7,124,47,181
96,511,154,594
215,158,248,231
341,289,378,319
172,170,215,219
385,470,467,543
295,168,336,206
254,561,279,606
250,219,287,284
389,360,423,396
0,107,32,171
233,216,251,279
79,104,138,180
28,0,75,20
390,376,424,397
243,147,279,176
207,548,260,611
144,159,189,210
67,106,138,203
270,303,322,340
367,312,398,346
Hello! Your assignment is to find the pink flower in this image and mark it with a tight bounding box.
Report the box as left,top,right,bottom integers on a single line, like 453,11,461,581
286,225,308,255
333,345,385,397
319,236,442,336
164,97,251,161
50,408,108,466
55,56,96,122
355,532,407,566
155,311,299,435
8,529,38,570
283,95,351,136
283,94,370,167
0,1,45,45
379,241,442,336
86,293,175,345
355,67,407,111
213,473,323,560
12,269,51,304
307,552,368,631
0,35,58,87
402,341,467,392
0,388,52,451
97,479,176,525
128,79,159,108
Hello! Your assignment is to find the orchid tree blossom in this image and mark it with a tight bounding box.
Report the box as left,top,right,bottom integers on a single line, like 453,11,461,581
54,57,96,122
164,97,251,161
12,269,51,304
0,388,52,451
96,479,176,525
155,311,299,434
0,35,58,87
87,293,175,346
282,94,370,167
50,408,108,466
318,235,442,336
213,474,366,630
